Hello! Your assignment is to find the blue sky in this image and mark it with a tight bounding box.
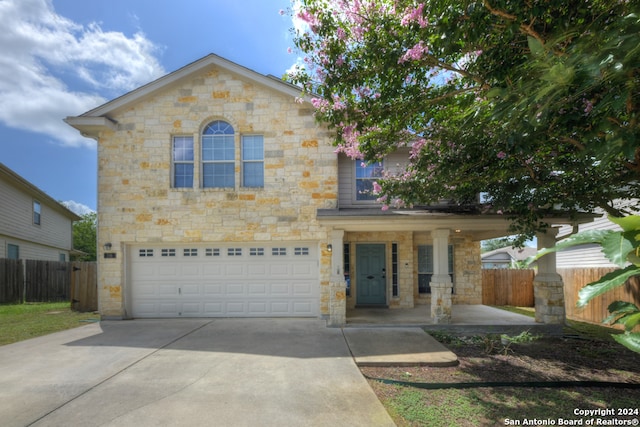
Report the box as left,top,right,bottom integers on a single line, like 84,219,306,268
0,0,297,214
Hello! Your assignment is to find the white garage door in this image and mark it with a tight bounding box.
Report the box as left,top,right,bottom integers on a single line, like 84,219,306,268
129,243,319,318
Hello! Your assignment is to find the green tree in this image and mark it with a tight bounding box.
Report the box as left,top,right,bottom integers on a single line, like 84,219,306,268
481,237,517,253
287,0,640,351
73,212,96,261
287,0,640,244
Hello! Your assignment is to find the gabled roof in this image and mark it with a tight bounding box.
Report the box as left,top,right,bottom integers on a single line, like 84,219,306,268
481,246,537,262
0,163,82,221
64,53,306,138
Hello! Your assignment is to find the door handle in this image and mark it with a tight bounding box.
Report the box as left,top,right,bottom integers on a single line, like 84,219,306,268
366,275,374,279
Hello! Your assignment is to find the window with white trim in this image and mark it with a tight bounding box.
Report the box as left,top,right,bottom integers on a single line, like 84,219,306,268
33,200,41,225
355,160,384,201
172,136,194,188
242,135,264,187
202,120,235,188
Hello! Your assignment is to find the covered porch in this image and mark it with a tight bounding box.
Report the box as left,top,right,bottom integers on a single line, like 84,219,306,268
319,208,595,328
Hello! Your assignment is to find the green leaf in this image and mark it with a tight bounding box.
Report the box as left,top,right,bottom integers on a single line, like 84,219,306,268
527,230,613,264
601,231,638,267
611,332,640,354
577,265,640,307
527,36,545,56
607,301,640,313
609,214,640,232
605,301,640,325
623,312,640,331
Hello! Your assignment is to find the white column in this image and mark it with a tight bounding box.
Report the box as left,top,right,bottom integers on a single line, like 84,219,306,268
430,229,452,324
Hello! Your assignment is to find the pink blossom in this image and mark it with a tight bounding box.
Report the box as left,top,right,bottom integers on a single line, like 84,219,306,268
372,181,382,194
381,205,390,211
287,47,293,54
399,41,429,64
400,4,427,28
410,138,427,159
497,151,507,159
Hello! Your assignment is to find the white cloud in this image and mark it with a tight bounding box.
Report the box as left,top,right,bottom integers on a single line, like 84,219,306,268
0,0,165,148
62,200,95,216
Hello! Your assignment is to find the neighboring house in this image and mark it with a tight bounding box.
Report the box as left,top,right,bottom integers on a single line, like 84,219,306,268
65,54,586,325
481,247,537,269
0,163,81,262
555,200,637,268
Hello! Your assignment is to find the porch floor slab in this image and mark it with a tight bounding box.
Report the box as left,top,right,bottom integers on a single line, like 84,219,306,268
346,305,561,336
343,327,459,367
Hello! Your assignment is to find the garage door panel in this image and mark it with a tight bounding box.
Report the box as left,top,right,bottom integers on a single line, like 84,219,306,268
130,243,319,318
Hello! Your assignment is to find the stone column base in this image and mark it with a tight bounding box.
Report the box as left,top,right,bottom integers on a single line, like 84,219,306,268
430,282,452,324
533,279,565,324
328,280,347,327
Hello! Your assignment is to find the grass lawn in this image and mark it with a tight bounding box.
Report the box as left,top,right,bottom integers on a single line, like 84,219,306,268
0,302,100,346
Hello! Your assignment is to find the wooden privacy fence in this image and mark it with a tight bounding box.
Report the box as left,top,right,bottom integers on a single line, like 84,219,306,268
559,267,640,327
0,259,97,312
482,267,640,328
482,269,535,307
0,258,24,303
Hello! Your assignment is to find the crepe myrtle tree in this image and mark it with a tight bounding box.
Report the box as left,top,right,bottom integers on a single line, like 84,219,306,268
286,0,640,243
286,0,640,351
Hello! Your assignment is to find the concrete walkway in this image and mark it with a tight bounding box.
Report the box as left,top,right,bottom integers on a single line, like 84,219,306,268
343,327,458,367
0,319,395,427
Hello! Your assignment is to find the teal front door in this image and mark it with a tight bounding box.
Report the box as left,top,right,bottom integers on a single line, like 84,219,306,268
356,244,386,306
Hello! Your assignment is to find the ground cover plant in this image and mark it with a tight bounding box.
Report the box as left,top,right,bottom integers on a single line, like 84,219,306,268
363,320,640,426
0,302,100,346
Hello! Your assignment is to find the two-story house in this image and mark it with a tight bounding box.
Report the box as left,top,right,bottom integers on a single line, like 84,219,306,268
0,163,81,262
66,54,580,326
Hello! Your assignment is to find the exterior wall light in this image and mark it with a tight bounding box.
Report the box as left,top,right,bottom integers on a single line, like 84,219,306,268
104,242,112,251
327,244,332,252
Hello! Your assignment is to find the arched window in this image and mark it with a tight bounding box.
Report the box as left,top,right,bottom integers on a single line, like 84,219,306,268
202,120,235,188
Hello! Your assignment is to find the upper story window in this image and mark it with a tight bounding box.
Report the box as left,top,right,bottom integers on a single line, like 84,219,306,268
355,160,384,201
202,120,235,188
173,136,194,188
242,135,264,187
33,200,41,225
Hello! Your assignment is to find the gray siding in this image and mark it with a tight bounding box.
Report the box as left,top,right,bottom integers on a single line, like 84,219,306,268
0,175,74,257
338,152,410,208
556,200,636,268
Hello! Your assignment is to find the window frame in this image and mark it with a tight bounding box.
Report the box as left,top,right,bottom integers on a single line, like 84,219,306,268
33,200,41,225
7,244,19,260
241,134,264,188
172,135,194,189
417,244,454,294
354,159,384,202
201,120,235,189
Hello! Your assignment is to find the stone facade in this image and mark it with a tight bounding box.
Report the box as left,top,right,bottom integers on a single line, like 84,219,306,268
93,64,337,318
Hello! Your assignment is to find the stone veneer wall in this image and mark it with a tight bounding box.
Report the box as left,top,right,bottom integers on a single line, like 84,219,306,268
413,233,482,306
96,67,337,318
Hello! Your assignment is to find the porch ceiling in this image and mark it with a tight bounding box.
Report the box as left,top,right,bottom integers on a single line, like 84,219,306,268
316,208,596,241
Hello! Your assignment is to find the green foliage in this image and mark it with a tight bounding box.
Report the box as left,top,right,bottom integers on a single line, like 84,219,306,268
481,237,517,253
73,212,96,261
528,214,640,353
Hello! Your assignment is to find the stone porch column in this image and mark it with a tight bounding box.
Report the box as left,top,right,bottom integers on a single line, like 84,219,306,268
533,227,565,324
328,230,347,327
431,229,452,324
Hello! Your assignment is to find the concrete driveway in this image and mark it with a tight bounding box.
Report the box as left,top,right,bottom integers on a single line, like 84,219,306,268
0,319,395,427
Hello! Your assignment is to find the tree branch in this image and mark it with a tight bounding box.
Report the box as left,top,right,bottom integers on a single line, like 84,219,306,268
483,0,546,45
